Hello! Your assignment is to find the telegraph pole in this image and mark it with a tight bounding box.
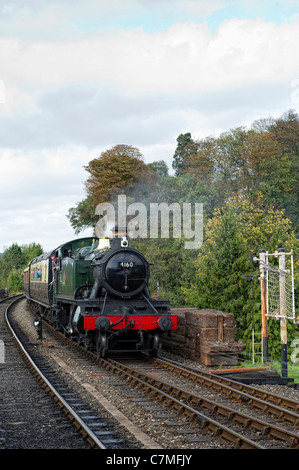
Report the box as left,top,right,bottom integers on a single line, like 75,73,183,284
259,249,269,362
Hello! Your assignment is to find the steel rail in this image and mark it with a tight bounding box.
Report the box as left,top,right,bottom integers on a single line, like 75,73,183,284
0,293,23,304
154,355,299,414
23,296,298,449
3,295,106,450
100,357,264,449
105,357,299,449
146,355,299,427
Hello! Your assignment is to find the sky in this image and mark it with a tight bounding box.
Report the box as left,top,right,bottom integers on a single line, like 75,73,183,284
0,0,299,253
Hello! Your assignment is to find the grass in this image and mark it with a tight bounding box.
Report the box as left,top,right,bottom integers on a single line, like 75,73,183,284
268,360,299,384
235,357,299,384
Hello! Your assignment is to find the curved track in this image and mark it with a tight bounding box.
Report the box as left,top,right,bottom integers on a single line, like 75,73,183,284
1,296,107,449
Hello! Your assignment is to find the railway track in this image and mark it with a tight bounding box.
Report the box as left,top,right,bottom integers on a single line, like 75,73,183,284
3,295,299,450
31,300,299,450
149,355,299,418
102,355,299,449
0,295,87,448
0,295,129,449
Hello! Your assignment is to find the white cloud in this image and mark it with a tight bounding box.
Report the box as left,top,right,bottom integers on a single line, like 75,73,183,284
0,9,299,253
0,145,94,200
1,17,298,144
0,203,94,253
0,18,298,152
0,145,97,252
1,18,299,105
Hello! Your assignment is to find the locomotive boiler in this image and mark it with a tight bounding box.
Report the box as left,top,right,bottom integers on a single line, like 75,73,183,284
24,231,177,357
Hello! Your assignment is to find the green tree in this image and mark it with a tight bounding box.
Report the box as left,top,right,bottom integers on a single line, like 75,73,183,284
183,195,299,359
147,160,169,177
6,270,24,292
0,242,43,293
132,237,196,307
172,133,198,175
174,117,298,229
21,242,44,264
67,196,97,235
259,109,299,234
0,244,25,283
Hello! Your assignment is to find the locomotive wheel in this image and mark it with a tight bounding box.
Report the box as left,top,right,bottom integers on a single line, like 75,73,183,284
96,332,108,358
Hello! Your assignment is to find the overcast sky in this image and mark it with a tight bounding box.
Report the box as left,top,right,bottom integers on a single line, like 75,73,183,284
0,0,299,253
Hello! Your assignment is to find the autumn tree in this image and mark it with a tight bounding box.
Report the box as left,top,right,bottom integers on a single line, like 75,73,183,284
84,145,154,204
175,113,298,230
68,144,157,233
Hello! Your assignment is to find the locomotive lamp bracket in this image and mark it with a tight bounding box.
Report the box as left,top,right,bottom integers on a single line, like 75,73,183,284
33,318,43,341
121,237,128,247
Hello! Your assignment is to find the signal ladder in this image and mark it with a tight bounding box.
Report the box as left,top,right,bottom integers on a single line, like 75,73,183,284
252,330,263,364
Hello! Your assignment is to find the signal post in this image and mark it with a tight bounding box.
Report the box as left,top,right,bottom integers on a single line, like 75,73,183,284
259,249,269,362
278,248,288,378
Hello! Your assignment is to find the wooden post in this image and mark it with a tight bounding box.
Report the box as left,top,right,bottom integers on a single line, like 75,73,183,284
278,248,288,378
217,315,224,342
259,249,268,362
243,274,259,364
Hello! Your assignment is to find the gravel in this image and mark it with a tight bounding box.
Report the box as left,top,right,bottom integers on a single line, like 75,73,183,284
4,298,299,450
0,301,90,449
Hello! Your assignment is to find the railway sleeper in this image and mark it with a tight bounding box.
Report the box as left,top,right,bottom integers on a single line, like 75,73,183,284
230,413,250,427
290,436,299,448
206,424,235,446
247,398,299,427
224,389,242,401
250,400,269,412
204,423,250,449
249,420,272,436
195,416,209,430
205,403,219,415
267,428,298,447
268,409,299,427
188,396,203,407
267,396,298,414
205,421,219,436
219,409,236,421
285,416,299,427
160,384,173,394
